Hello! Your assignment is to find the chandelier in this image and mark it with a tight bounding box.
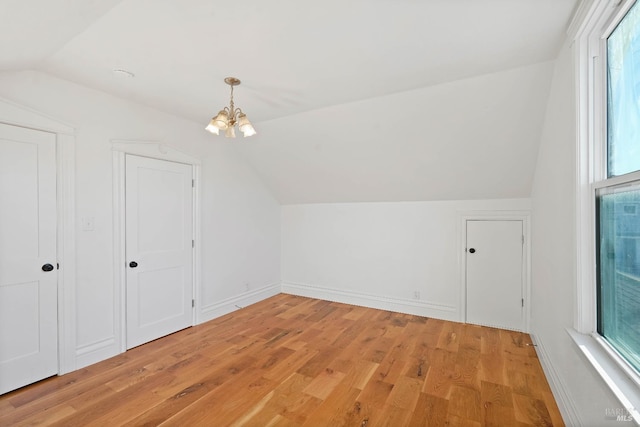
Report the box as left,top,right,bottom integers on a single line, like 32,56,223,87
205,77,256,138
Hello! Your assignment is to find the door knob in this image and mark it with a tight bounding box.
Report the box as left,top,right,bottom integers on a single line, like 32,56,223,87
468,248,476,254
42,263,54,272
129,261,138,268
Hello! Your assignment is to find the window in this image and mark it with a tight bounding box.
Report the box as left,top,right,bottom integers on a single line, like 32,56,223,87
596,0,640,375
607,1,640,177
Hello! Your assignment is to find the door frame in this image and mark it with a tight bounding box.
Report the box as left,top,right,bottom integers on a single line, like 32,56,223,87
458,211,531,332
112,140,201,352
0,97,77,375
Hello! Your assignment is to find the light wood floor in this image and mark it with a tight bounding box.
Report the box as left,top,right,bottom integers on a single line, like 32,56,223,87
0,294,564,426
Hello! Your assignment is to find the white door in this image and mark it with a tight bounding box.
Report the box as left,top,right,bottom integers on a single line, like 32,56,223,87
466,220,524,331
0,123,57,394
125,155,194,349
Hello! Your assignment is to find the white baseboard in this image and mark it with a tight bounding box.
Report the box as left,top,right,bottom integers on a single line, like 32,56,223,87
199,283,281,323
75,336,118,370
530,332,580,426
281,282,458,321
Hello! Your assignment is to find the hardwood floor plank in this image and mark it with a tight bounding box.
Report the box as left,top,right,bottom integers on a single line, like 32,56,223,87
480,327,502,355
447,413,483,427
262,346,319,382
341,305,370,321
331,318,368,349
448,385,482,422
481,380,516,426
6,368,90,408
482,401,516,427
385,375,423,410
375,404,415,427
357,379,395,408
362,336,395,364
0,294,564,426
0,397,15,415
408,392,449,427
339,359,379,390
512,393,554,427
158,367,270,425
451,363,481,391
50,372,177,426
242,373,320,425
374,343,410,384
437,321,463,352
266,414,302,426
422,347,457,398
542,390,566,427
8,404,77,426
296,347,342,378
479,352,506,384
301,381,361,426
302,368,346,400
402,355,430,381
120,380,211,427
480,380,513,407
122,352,262,426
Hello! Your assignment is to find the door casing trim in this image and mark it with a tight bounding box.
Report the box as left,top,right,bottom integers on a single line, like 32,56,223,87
0,97,77,376
112,140,201,352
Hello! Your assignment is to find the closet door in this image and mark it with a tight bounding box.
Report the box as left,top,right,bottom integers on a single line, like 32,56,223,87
0,123,57,394
125,155,194,349
466,220,524,331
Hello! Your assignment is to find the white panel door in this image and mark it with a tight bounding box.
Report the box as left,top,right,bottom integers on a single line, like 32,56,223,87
125,155,193,349
466,220,524,331
0,123,57,394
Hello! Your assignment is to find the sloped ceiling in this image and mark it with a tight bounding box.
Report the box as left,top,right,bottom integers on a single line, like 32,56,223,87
1,0,579,204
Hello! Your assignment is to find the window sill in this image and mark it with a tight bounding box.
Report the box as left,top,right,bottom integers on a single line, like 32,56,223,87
568,328,640,424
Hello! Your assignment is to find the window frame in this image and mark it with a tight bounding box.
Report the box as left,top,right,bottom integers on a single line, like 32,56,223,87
575,0,640,422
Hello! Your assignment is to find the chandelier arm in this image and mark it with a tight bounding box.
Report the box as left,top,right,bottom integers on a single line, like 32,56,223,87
228,104,245,125
222,106,232,124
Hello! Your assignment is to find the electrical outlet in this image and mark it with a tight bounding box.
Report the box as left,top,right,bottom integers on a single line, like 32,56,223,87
413,291,420,300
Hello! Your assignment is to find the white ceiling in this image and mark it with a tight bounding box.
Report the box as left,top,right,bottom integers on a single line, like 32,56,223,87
1,0,579,204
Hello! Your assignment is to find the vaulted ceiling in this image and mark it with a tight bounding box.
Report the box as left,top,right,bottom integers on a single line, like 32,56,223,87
1,0,579,204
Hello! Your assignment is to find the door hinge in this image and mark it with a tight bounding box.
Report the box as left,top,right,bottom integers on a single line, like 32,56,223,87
192,299,195,308
522,298,524,307
192,239,195,248
522,235,525,245
192,179,195,188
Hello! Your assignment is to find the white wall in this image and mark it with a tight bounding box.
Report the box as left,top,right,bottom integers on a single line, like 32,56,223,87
0,70,281,369
530,40,619,425
282,198,530,321
200,147,281,312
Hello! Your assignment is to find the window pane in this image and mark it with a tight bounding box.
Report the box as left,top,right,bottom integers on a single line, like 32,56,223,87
607,1,640,177
597,183,640,373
